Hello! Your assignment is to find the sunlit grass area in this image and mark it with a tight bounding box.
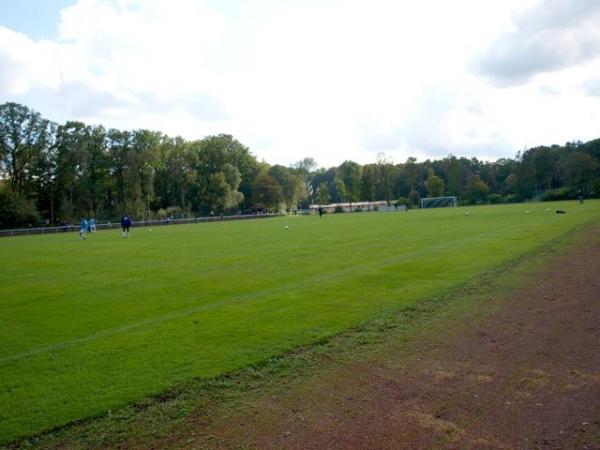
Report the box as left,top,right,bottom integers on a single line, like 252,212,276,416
1,200,599,443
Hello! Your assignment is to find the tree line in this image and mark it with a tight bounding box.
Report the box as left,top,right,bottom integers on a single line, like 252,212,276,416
1,102,599,228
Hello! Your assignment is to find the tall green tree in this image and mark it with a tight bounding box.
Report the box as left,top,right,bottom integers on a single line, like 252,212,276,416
360,164,377,203
376,153,396,204
465,174,490,204
251,173,284,212
54,121,107,220
0,102,55,194
268,165,306,211
0,181,40,227
337,160,361,203
333,178,346,202
195,134,258,208
560,151,599,192
192,135,253,214
403,156,422,205
315,182,331,205
129,130,160,217
293,157,318,206
154,136,196,211
106,129,132,212
425,168,445,197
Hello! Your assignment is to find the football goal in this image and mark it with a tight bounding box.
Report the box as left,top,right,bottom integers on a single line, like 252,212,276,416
420,196,457,208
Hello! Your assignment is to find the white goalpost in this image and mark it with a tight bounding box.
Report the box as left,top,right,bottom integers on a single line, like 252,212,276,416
420,196,457,208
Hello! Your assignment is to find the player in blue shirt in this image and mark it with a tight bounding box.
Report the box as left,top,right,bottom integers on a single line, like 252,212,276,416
79,218,88,240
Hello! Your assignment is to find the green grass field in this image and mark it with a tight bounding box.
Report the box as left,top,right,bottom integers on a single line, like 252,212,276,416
1,201,599,444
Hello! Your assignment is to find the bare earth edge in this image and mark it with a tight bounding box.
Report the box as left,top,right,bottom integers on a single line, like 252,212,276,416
8,223,600,449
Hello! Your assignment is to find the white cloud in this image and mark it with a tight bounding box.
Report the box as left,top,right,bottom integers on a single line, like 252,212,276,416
1,0,227,127
472,0,600,85
582,79,600,97
0,26,62,95
57,0,224,92
0,0,599,167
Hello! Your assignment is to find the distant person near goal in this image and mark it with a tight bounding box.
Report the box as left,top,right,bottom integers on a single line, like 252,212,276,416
121,214,132,238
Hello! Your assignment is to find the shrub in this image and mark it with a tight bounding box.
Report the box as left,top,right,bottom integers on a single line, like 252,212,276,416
504,194,520,203
541,187,578,201
0,188,40,228
488,193,503,204
396,196,410,209
166,206,183,218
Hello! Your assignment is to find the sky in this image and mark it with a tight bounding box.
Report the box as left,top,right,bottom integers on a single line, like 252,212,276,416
1,0,599,168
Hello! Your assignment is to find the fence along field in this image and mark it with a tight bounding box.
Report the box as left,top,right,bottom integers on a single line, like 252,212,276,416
0,201,599,444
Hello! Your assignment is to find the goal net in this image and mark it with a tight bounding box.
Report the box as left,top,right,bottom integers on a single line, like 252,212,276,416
420,196,457,208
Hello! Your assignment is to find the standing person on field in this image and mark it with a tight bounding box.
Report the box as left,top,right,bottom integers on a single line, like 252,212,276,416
89,217,96,232
79,218,88,240
579,190,584,207
121,214,132,238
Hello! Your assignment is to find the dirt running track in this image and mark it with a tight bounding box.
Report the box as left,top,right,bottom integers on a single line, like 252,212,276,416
173,229,600,450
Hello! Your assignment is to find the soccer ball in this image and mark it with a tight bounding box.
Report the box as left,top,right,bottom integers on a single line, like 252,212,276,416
526,210,530,214
284,225,289,230
465,211,470,215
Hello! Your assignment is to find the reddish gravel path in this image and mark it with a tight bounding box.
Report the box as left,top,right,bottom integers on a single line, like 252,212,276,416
178,228,600,450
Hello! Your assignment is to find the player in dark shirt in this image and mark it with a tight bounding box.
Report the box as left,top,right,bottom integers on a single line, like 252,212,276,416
121,214,132,237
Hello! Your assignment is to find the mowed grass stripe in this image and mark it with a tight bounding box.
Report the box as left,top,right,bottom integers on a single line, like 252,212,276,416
0,224,508,365
0,212,454,352
0,226,527,364
1,201,599,443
